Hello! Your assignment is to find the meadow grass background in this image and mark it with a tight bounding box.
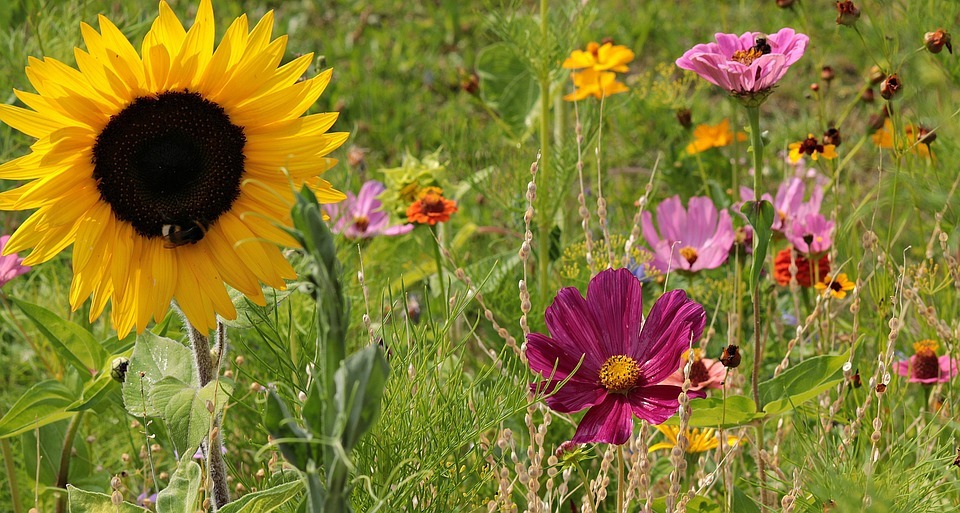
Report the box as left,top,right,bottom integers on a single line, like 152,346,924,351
1,0,960,511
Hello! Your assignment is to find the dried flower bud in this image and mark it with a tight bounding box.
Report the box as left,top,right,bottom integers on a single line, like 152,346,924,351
676,108,692,129
880,74,901,100
861,87,875,103
924,29,953,54
460,71,480,95
810,82,820,92
868,65,885,85
112,490,124,506
234,355,245,366
820,66,835,82
875,383,887,394
823,127,842,147
850,369,862,388
720,345,741,368
776,0,796,6
836,1,861,26
916,126,936,145
111,476,122,490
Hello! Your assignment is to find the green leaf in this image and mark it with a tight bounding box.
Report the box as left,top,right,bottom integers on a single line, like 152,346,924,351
122,332,197,418
156,457,201,513
67,485,146,513
740,199,775,290
665,395,762,429
217,481,305,513
732,484,761,513
12,298,105,380
334,345,390,452
476,42,539,140
263,390,313,470
651,494,720,512
0,380,78,438
68,371,119,413
759,354,847,414
151,376,233,452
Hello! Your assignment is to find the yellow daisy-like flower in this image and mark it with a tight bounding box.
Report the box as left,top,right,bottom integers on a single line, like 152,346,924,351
872,119,934,159
563,69,629,102
562,41,635,73
0,0,348,337
648,425,743,454
685,119,747,154
787,134,837,163
814,273,855,299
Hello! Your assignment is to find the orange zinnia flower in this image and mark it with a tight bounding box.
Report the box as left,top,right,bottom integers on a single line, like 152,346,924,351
406,187,458,225
773,247,830,288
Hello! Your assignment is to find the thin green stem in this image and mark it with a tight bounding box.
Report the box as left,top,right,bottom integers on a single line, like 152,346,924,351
1,437,22,513
430,225,447,314
54,411,85,513
537,0,552,304
616,445,625,513
573,461,598,513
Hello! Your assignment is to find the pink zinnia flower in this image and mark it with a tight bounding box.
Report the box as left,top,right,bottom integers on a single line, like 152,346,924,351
527,269,706,445
0,235,30,288
325,180,413,239
642,196,735,273
676,28,809,97
660,349,726,392
895,340,959,385
739,177,824,233
785,213,833,254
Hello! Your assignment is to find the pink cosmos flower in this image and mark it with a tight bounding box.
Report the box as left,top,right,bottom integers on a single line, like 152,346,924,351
895,340,959,385
676,28,809,96
785,213,833,254
527,268,706,445
324,180,413,239
660,349,726,392
0,235,30,288
642,196,735,273
739,177,824,233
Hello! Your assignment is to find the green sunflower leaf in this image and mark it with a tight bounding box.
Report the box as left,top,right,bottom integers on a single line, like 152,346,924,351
216,481,304,513
0,380,78,439
11,298,105,381
67,485,146,513
155,455,202,513
151,376,233,454
121,331,197,418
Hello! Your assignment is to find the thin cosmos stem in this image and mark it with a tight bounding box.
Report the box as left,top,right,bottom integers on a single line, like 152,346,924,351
54,411,85,513
430,225,448,314
537,0,552,305
616,445,625,513
1,436,22,513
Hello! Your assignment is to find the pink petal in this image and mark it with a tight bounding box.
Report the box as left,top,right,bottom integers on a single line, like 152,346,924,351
585,268,644,357
354,180,386,215
571,395,634,445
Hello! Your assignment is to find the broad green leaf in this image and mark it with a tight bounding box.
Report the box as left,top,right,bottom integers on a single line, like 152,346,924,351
264,390,313,470
740,199,775,290
217,481,304,513
665,395,762,429
151,376,233,452
476,42,539,140
651,494,720,513
0,380,78,438
67,485,145,513
334,345,390,451
122,332,196,417
156,457,201,513
759,354,847,414
732,484,761,513
69,349,132,412
12,298,105,380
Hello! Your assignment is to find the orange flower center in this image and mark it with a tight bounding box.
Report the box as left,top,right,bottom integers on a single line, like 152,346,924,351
353,215,370,232
731,47,764,65
599,355,640,392
679,246,699,266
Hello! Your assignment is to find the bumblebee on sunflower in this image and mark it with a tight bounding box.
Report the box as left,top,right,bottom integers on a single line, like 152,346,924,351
0,0,347,336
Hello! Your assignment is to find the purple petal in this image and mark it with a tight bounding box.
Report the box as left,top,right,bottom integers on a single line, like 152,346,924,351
684,196,719,247
627,384,705,424
532,378,606,413
585,268,644,357
632,290,705,385
571,395,634,445
544,287,606,374
381,223,414,236
938,355,959,381
526,332,587,380
354,180,387,215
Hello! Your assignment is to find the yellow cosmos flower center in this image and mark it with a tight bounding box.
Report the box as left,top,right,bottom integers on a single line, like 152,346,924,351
679,246,699,266
599,355,640,392
731,47,764,65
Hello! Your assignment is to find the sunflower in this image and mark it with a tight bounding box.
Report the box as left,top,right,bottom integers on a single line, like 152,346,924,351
0,0,347,337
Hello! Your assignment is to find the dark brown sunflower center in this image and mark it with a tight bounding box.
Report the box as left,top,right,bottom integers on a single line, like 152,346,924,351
92,91,246,239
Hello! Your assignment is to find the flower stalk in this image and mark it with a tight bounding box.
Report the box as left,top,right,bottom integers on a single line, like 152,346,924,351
187,324,230,510
537,0,552,305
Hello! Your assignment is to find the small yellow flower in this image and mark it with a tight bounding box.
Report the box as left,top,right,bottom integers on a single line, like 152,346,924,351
648,425,743,454
871,119,934,159
563,41,635,73
685,119,747,154
788,134,838,163
814,273,855,299
563,69,629,101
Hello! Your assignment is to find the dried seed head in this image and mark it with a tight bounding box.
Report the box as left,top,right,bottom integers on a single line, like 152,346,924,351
836,1,861,26
924,29,953,54
880,74,902,100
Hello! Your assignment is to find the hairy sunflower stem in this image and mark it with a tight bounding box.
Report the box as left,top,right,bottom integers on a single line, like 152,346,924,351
54,411,85,513
187,323,230,510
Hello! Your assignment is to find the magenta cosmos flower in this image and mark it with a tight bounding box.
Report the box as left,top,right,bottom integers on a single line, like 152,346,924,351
642,196,735,273
895,340,959,385
324,180,413,239
676,28,809,97
785,212,833,254
739,177,824,233
527,268,706,445
0,235,30,288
